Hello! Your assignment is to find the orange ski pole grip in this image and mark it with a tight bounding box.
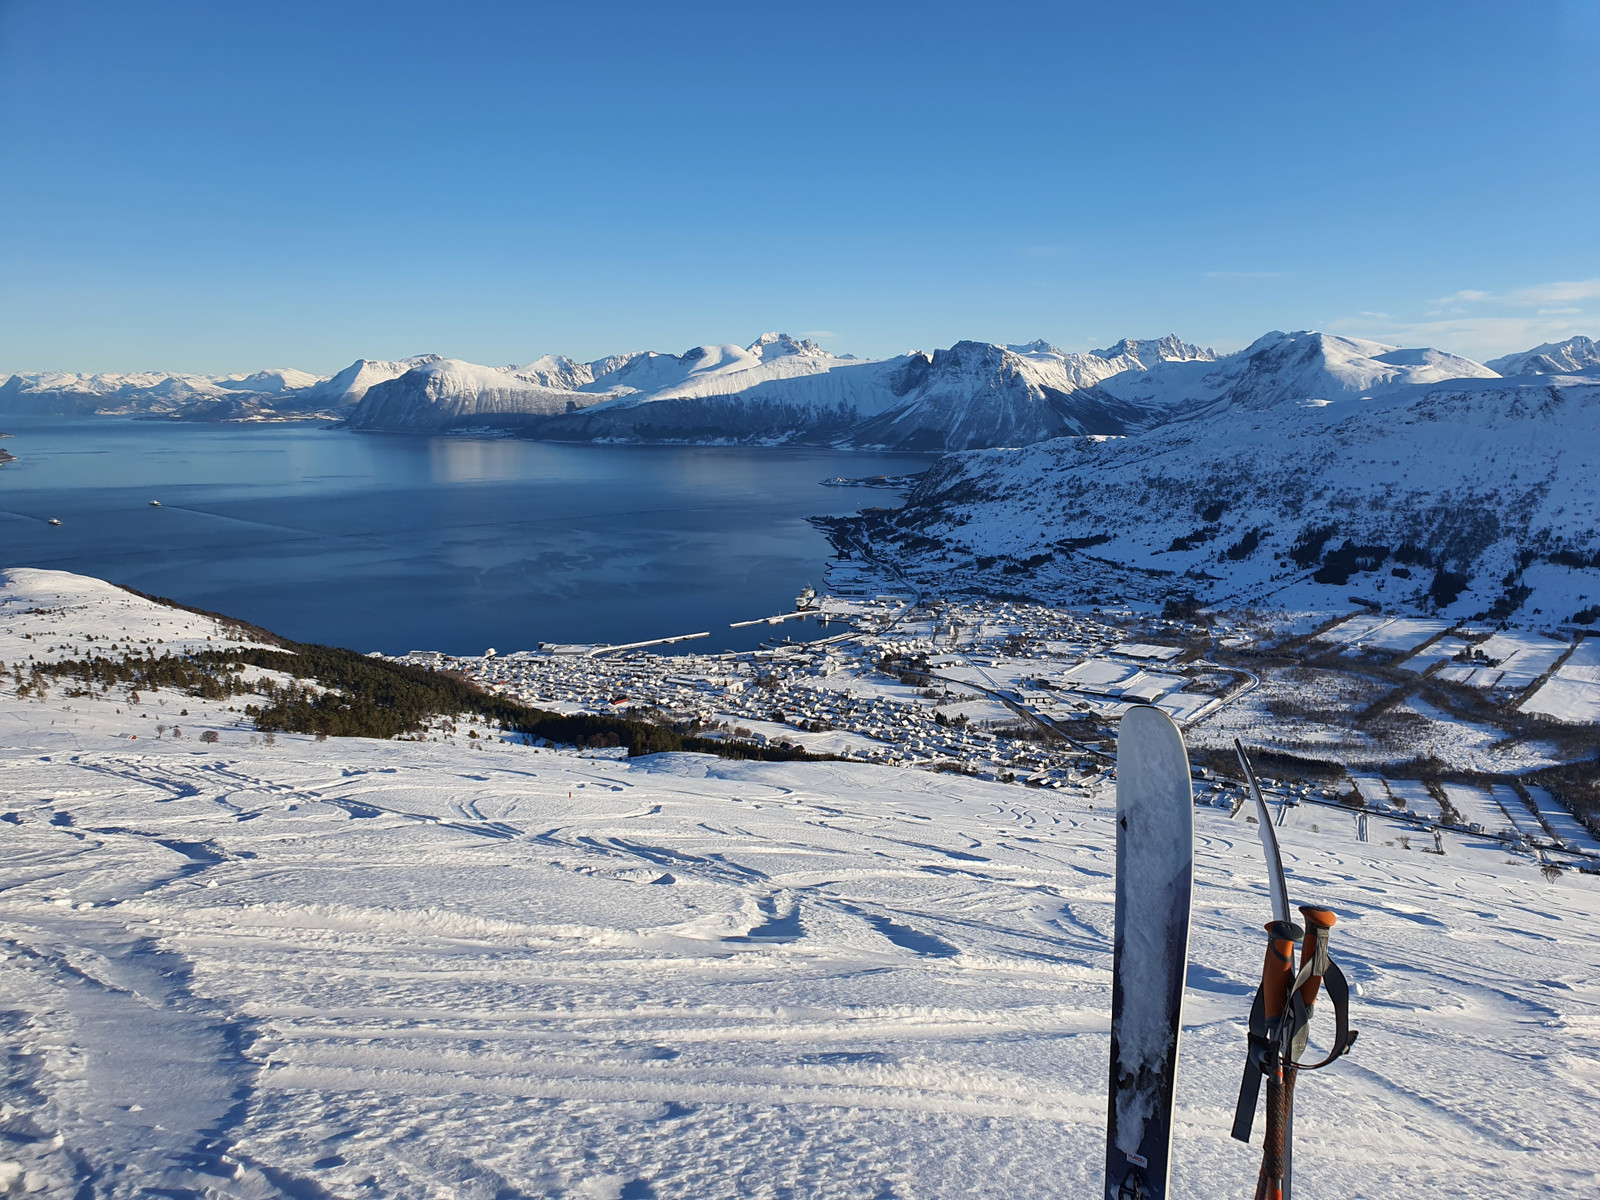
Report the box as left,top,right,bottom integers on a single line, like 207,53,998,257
1260,919,1302,1021
1296,907,1337,1012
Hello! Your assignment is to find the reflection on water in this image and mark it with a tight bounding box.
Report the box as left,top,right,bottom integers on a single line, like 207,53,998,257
0,418,932,656
428,436,527,484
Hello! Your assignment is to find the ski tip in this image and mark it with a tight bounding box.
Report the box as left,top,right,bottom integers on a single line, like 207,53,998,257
1118,704,1182,741
1115,705,1193,818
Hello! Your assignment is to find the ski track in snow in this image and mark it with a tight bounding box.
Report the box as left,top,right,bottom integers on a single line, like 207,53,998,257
4,734,1598,1197
3,582,1599,1196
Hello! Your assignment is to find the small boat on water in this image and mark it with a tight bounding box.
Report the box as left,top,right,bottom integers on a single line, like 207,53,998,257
149,500,162,507
47,517,62,526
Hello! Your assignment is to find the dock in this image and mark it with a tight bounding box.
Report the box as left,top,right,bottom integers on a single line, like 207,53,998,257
589,631,711,657
729,611,814,629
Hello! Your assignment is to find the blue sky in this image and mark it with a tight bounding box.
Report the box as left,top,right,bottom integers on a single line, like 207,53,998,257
2,0,1597,374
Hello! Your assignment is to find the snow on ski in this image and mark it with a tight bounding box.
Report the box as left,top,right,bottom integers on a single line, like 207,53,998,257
1106,705,1194,1200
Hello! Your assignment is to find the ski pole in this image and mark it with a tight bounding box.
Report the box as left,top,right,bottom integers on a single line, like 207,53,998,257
1253,919,1301,1200
1279,907,1337,1198
1293,908,1337,1040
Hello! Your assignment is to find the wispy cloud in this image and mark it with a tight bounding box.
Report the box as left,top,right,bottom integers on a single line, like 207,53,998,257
1205,270,1287,280
1336,275,1600,361
1508,278,1600,305
1434,278,1600,308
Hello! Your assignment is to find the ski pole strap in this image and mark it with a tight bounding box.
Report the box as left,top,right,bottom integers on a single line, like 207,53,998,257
1233,916,1360,1141
1288,907,1336,1064
1232,986,1269,1143
1295,956,1359,1070
1232,920,1301,1144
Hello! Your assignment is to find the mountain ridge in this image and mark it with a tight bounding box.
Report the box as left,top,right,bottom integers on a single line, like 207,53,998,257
4,329,1596,455
818,368,1600,625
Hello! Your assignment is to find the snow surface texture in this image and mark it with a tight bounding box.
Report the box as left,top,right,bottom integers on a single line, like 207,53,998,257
836,345,1600,622
3,571,1599,1197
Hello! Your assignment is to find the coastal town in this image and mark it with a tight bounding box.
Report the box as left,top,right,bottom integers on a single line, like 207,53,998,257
400,581,1600,875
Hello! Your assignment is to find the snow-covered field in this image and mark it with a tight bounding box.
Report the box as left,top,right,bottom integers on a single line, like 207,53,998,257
1522,637,1600,724
4,571,1600,1197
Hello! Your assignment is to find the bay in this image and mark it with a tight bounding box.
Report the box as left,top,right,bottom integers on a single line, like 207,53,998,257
0,418,931,655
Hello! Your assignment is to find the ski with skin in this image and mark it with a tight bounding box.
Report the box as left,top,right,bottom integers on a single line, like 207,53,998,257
1105,705,1195,1200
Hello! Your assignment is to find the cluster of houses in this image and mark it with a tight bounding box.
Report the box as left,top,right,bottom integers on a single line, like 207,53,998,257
401,596,1248,789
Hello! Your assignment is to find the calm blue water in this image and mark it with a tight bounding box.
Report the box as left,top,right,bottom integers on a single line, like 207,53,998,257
0,418,929,655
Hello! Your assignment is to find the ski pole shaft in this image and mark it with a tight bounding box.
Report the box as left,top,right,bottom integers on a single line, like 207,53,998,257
1254,1063,1292,1200
1272,909,1334,1200
1253,920,1300,1200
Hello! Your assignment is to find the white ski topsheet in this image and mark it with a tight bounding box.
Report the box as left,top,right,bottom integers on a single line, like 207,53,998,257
3,621,1600,1195
1112,706,1194,1166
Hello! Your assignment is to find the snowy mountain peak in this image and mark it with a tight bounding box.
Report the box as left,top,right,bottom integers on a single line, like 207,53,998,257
214,367,325,393
1487,335,1600,377
1092,335,1216,366
1216,330,1498,408
306,355,443,407
746,332,828,360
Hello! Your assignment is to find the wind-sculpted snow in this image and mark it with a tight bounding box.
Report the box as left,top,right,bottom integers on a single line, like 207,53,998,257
3,567,1599,1197
4,674,1598,1194
835,373,1600,624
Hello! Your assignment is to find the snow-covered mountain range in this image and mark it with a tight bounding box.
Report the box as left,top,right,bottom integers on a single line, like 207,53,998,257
1486,335,1600,377
7,328,1599,621
13,330,1593,451
0,356,438,421
821,341,1600,624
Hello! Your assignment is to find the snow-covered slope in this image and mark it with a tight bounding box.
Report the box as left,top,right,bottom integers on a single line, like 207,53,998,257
830,371,1600,623
844,340,1157,450
1095,331,1501,418
211,368,324,394
2,567,1597,1198
527,335,911,444
345,358,609,431
1487,335,1600,377
356,333,1221,448
297,355,443,407
0,370,239,414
